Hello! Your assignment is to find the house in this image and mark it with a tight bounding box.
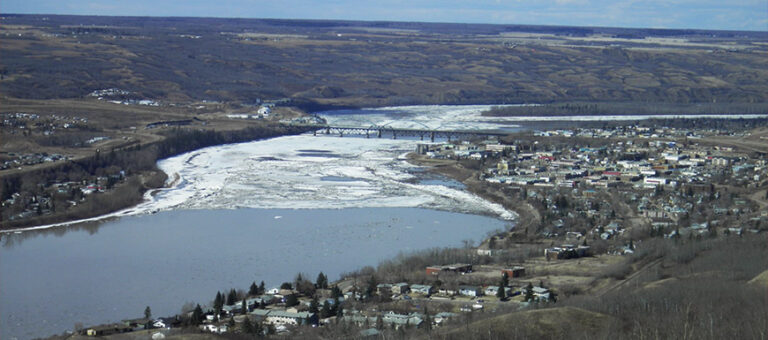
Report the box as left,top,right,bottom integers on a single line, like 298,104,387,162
247,295,277,308
433,312,458,326
426,263,473,275
376,283,393,295
501,266,525,278
201,324,228,334
458,285,482,297
222,302,246,315
122,318,152,330
266,310,318,326
426,266,442,275
86,324,132,336
437,287,457,296
532,286,550,300
484,286,512,296
392,282,410,294
545,245,590,260
410,284,434,296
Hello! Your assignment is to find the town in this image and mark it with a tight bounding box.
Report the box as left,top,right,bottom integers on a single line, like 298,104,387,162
62,118,767,339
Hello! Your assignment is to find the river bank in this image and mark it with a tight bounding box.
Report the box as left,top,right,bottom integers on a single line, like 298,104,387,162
406,154,538,238
0,123,313,232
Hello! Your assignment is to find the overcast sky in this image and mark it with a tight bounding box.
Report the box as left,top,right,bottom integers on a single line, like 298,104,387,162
3,0,767,31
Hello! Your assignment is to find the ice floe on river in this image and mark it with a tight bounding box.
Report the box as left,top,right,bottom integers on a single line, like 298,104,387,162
143,134,515,220
135,105,520,220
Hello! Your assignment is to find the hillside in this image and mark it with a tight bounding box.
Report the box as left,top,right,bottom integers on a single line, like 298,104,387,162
2,15,767,109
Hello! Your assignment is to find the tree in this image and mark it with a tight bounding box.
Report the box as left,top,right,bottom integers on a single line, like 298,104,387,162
376,315,384,330
241,298,248,314
214,291,224,312
144,306,152,320
321,300,332,318
309,296,319,314
259,281,266,295
280,282,293,290
316,272,328,289
423,306,432,331
191,304,204,325
226,289,237,306
242,317,254,334
249,281,259,296
331,285,343,299
525,282,534,302
365,275,378,300
285,294,299,307
496,284,506,301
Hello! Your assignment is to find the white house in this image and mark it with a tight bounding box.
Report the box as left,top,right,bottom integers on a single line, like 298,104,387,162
458,285,482,297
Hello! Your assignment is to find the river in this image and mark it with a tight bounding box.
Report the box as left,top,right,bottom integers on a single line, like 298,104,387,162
2,105,764,339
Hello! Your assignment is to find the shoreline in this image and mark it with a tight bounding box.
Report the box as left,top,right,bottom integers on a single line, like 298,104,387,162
1,138,518,235
0,124,314,232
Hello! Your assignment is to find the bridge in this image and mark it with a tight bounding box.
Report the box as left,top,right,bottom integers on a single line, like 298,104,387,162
290,124,507,142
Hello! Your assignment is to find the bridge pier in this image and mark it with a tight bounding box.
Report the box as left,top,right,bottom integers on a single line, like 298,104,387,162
430,131,435,142
313,130,317,136
325,128,330,135
392,131,397,139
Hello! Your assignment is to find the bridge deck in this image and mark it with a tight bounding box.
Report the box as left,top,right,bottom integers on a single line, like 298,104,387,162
288,123,506,141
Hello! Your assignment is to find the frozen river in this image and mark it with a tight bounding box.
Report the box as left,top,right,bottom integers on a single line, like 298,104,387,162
1,105,517,339
2,105,763,339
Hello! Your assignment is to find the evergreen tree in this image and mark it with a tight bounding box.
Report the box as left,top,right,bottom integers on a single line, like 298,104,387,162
309,296,319,314
423,306,432,331
241,317,254,334
228,317,235,327
226,289,237,306
496,284,506,301
285,294,299,307
241,298,247,314
365,275,377,300
249,281,259,296
321,300,332,318
501,272,509,288
375,315,384,330
525,282,534,302
259,281,266,295
144,306,152,320
316,272,328,289
253,320,263,336
214,291,224,312
331,285,343,299
336,304,344,318
191,304,204,325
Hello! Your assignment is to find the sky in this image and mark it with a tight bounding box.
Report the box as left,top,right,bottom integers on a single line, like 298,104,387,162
2,0,767,31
